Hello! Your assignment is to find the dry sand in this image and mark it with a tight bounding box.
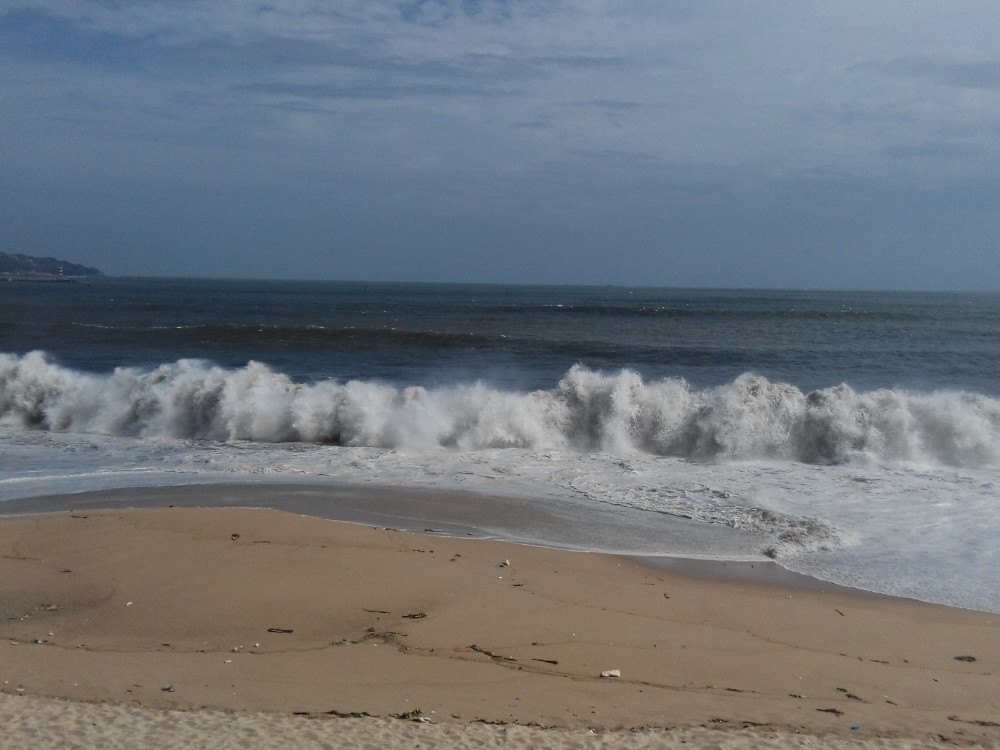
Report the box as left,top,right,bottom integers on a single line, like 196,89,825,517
1,507,998,748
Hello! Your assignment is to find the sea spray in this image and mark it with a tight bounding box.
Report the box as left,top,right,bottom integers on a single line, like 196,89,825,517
2,351,999,468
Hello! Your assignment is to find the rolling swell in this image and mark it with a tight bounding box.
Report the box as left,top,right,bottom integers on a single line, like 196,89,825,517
70,323,508,349
2,350,999,468
64,322,777,366
529,304,927,321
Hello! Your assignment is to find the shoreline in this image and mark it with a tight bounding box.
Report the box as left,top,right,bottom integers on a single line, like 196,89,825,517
1,503,999,748
0,481,875,601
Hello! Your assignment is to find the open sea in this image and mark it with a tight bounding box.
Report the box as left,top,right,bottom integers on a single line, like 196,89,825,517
2,278,999,611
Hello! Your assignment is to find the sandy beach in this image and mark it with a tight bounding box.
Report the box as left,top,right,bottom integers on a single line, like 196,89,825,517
1,504,998,748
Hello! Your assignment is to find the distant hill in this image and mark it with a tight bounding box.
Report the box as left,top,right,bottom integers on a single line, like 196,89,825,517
0,252,102,278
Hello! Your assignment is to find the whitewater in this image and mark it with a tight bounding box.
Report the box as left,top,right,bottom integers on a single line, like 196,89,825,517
4,351,1000,467
2,350,998,613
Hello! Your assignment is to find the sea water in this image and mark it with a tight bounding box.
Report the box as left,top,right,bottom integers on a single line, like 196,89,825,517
1,278,998,611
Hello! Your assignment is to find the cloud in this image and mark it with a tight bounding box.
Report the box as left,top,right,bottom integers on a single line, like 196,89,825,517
0,7,141,67
574,99,649,111
3,1,1000,289
864,57,1000,90
881,142,987,159
237,80,513,101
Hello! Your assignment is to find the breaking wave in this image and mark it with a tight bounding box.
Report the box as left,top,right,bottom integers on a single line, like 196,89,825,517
2,351,999,468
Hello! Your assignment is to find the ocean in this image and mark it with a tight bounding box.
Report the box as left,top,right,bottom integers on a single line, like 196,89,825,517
2,278,998,611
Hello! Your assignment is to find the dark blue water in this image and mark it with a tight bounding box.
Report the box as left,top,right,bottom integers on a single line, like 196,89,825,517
4,277,999,395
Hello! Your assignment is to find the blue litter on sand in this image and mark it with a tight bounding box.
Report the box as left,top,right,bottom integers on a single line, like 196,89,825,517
851,725,861,731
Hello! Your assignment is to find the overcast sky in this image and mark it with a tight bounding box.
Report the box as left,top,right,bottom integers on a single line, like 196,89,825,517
2,1,999,290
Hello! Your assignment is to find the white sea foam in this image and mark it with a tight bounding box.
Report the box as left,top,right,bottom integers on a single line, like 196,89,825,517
2,351,999,468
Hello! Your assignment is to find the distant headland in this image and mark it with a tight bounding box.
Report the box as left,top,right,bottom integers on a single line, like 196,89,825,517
0,253,103,282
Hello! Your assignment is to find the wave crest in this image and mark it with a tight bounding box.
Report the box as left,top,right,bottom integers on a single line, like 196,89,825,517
2,351,999,467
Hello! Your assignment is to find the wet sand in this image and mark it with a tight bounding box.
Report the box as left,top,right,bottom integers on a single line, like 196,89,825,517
0,481,850,592
1,504,999,748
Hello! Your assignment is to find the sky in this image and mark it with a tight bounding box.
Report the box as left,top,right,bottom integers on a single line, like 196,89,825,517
1,1,999,290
